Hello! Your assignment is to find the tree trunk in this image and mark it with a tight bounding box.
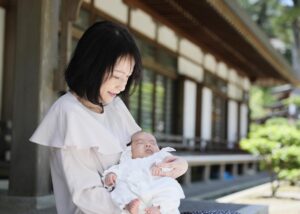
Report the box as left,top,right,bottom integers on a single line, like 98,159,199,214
291,0,300,78
269,170,280,197
256,1,267,27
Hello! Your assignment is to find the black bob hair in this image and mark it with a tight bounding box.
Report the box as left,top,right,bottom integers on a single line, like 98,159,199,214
65,21,142,106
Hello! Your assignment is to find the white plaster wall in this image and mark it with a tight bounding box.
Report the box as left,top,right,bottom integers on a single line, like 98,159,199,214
243,77,250,91
236,87,243,100
228,100,238,147
201,87,212,140
228,69,238,84
95,0,128,23
228,84,243,100
228,83,235,99
0,8,5,118
203,54,216,73
240,104,248,139
178,57,203,82
130,9,156,39
237,76,243,88
157,25,177,51
183,80,197,139
179,38,203,64
216,62,228,80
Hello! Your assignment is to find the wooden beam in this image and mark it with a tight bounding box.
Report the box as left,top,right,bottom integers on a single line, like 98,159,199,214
0,0,6,7
67,0,83,21
53,0,83,91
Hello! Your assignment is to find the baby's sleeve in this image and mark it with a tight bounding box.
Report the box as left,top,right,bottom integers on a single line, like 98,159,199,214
157,147,176,160
103,164,121,179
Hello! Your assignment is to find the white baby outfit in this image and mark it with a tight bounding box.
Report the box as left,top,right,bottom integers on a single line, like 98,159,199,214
103,147,185,214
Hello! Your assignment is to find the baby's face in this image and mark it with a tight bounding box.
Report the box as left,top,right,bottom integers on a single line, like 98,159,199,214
131,132,160,159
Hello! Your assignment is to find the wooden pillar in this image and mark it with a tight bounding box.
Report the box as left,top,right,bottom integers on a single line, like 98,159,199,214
232,163,238,177
9,0,59,197
219,164,225,180
204,165,211,182
2,0,16,125
243,162,248,175
183,167,192,186
53,0,83,91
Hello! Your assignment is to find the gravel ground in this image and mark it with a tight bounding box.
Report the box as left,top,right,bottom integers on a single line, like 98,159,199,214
216,182,300,214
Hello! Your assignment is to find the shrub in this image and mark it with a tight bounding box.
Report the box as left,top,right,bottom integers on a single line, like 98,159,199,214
240,117,300,196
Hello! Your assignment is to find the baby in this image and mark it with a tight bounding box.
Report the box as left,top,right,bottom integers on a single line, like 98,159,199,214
103,131,185,214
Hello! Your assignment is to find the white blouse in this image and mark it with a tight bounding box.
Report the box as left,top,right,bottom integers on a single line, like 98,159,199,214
30,92,141,214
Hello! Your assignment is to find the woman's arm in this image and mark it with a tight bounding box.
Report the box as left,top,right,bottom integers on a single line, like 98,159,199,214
152,155,188,178
58,148,119,214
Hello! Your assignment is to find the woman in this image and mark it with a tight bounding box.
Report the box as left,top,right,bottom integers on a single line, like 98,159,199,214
30,21,188,214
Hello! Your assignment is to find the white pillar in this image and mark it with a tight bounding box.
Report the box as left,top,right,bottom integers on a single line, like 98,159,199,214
227,100,238,148
240,103,248,139
183,80,197,147
201,87,212,149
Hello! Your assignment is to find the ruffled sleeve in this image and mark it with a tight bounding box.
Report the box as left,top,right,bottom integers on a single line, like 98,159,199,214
30,94,123,154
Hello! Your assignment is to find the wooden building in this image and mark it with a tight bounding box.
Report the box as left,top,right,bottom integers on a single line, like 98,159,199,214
0,0,298,209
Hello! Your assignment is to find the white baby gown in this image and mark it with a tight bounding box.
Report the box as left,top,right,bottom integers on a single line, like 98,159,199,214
103,147,185,214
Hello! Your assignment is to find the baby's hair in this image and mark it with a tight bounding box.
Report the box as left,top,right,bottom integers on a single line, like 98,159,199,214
127,131,161,150
127,130,145,146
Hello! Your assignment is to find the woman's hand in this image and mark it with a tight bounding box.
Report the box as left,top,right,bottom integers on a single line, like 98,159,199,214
104,172,117,187
151,156,188,178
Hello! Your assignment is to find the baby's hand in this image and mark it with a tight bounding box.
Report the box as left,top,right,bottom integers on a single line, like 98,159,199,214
145,205,160,214
104,172,117,187
151,164,172,177
152,156,188,178
151,165,161,176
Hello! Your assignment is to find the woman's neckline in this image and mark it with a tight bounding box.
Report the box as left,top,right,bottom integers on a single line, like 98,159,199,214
69,91,105,115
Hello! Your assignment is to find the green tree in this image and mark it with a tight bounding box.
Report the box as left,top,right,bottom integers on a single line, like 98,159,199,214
249,86,275,120
240,117,300,196
237,0,300,77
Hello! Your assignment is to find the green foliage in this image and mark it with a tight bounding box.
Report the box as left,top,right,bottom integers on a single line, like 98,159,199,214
274,146,300,184
237,0,280,37
240,138,279,156
250,125,300,147
282,95,300,106
240,117,300,194
277,169,300,184
237,0,300,64
249,86,275,119
265,117,289,125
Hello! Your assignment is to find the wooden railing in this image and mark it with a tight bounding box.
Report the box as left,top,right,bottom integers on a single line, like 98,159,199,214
154,133,244,153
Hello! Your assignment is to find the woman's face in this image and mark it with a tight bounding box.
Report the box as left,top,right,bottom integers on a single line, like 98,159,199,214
100,56,135,104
